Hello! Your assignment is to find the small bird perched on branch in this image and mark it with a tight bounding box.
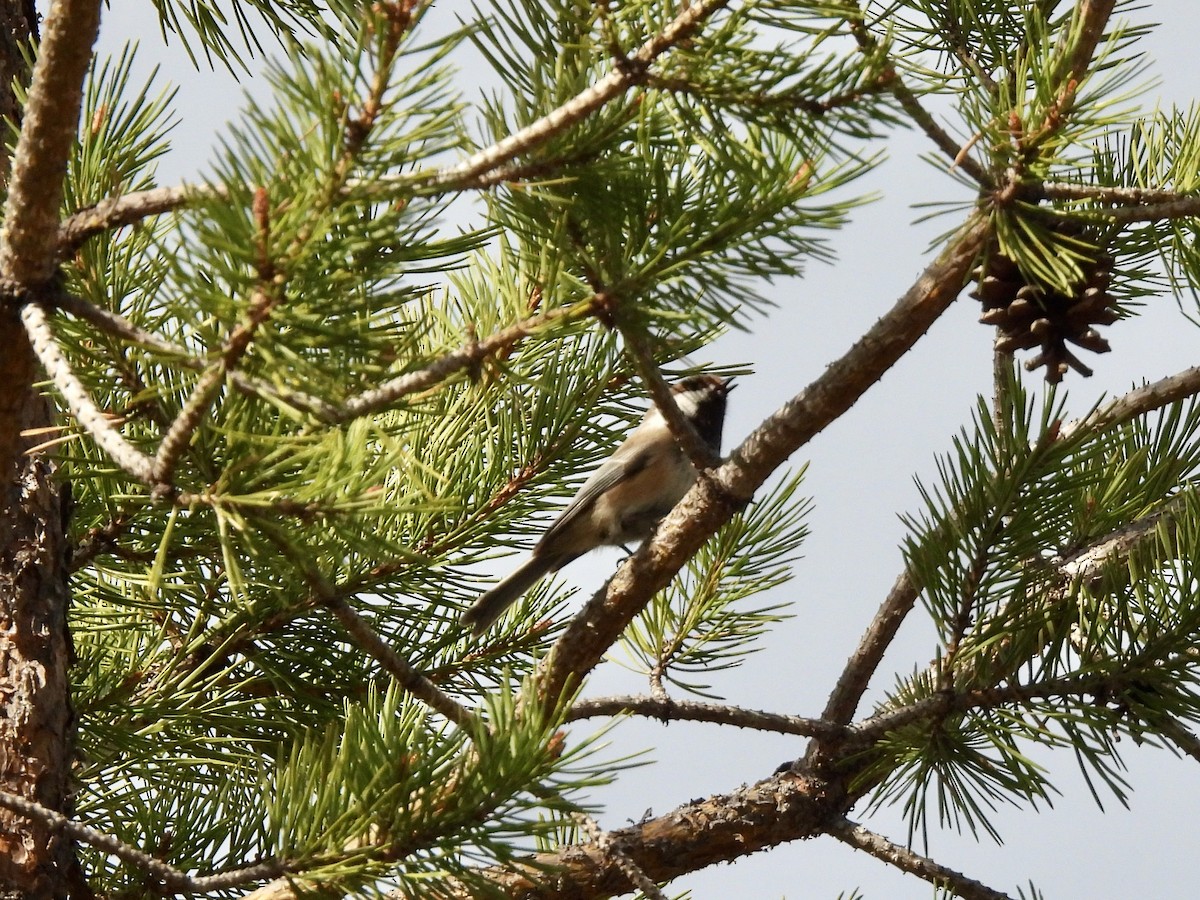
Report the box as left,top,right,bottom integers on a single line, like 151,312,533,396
462,374,732,634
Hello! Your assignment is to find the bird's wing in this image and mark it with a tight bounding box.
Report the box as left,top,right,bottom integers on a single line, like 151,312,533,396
537,446,652,548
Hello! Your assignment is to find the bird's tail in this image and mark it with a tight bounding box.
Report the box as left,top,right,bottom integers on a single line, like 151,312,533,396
462,554,560,635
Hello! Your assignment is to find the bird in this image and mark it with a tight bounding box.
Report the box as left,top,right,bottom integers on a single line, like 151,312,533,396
462,374,731,634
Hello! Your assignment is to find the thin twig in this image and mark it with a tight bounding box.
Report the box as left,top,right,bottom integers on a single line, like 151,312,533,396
817,571,921,730
827,817,1016,900
49,285,194,358
241,513,478,728
49,287,340,419
848,666,1183,746
0,789,286,893
323,595,476,727
619,324,720,469
891,78,992,187
328,296,600,423
565,694,841,739
416,0,731,190
21,300,158,484
648,665,670,703
837,2,991,186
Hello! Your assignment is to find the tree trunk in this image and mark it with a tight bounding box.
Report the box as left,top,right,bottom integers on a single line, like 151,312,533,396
0,5,78,897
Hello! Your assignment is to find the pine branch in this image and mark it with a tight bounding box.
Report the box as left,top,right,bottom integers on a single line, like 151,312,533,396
21,299,158,484
326,296,601,424
54,246,602,436
565,694,840,738
0,789,286,892
1056,497,1182,581
535,212,991,709
49,286,192,359
416,0,732,191
323,594,477,728
619,322,720,469
817,571,921,730
56,183,220,258
826,817,1016,900
0,0,99,286
48,287,340,419
844,499,1195,751
819,369,1200,739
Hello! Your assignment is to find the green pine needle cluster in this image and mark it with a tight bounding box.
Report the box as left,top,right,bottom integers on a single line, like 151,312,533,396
869,375,1200,844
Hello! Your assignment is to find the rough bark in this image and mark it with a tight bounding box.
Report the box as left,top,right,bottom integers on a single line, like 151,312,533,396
0,386,73,899
0,3,78,897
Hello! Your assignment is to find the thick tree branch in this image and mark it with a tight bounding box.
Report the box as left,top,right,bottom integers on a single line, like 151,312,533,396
827,817,1015,900
574,813,668,900
536,212,990,708
455,768,842,900
0,0,100,483
0,0,98,285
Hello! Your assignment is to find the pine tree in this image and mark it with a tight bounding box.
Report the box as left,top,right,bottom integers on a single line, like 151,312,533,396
2,1,1200,897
